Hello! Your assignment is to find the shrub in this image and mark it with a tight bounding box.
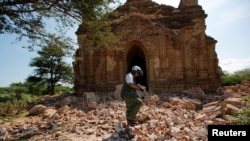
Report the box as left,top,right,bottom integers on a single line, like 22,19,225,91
234,68,250,81
0,93,15,102
0,87,12,94
55,85,73,94
221,74,242,86
232,107,250,125
231,96,250,125
221,67,250,86
0,94,41,117
0,99,28,116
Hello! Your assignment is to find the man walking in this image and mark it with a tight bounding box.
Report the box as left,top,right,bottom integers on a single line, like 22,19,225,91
121,65,144,127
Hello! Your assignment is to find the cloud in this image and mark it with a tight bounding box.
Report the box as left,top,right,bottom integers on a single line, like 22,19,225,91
219,58,250,73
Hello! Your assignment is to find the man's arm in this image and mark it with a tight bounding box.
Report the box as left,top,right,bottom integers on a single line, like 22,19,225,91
127,83,143,91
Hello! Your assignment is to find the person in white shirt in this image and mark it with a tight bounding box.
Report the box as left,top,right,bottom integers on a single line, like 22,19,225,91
121,66,144,127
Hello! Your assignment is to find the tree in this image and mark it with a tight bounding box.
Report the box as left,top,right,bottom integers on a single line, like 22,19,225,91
27,35,74,95
234,68,250,81
0,0,119,50
220,67,250,86
9,82,28,99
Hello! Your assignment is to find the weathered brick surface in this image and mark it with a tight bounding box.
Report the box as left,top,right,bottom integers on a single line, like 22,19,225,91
73,0,221,94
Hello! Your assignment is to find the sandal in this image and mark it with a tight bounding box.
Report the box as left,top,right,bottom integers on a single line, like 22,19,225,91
127,119,138,126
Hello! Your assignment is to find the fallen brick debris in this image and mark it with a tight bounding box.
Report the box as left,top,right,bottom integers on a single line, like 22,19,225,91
0,81,249,141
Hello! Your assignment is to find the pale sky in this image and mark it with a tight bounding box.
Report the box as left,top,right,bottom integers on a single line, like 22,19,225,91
0,0,250,87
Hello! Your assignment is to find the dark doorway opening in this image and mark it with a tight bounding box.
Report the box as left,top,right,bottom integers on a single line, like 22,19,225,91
126,45,148,90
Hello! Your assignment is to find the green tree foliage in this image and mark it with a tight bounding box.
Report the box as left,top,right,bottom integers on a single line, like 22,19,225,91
25,82,47,95
221,74,242,86
0,87,12,94
9,82,28,99
9,82,28,94
27,35,74,95
78,13,120,50
234,68,250,81
221,67,250,86
0,0,119,50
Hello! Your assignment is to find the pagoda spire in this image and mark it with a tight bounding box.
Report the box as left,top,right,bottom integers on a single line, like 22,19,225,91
178,0,198,9
126,0,151,2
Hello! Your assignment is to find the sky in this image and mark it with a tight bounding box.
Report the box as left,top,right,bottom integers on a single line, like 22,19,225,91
0,0,250,87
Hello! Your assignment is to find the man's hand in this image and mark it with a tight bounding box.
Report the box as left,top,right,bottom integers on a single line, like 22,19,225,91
139,88,144,92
